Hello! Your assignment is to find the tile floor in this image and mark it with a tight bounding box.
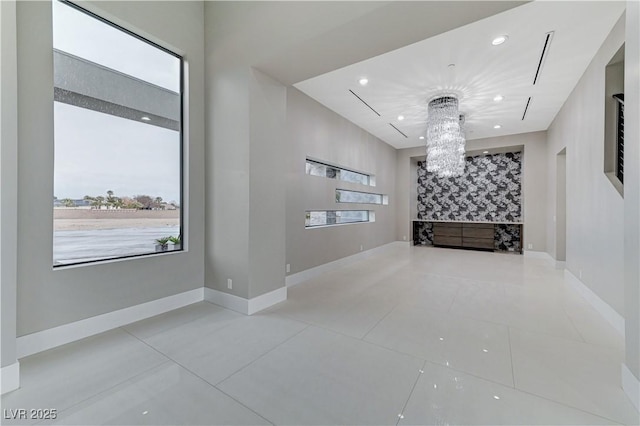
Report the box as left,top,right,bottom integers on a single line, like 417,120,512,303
2,245,639,425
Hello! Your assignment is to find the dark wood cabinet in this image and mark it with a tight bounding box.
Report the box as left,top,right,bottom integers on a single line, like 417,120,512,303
432,223,462,247
413,220,523,253
461,223,494,250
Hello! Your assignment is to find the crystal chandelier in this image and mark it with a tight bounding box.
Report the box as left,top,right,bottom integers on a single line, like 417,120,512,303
426,95,466,177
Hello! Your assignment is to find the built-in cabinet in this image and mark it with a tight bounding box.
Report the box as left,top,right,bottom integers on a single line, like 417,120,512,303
413,220,523,253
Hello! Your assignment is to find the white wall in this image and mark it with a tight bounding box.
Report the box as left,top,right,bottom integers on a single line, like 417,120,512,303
285,88,397,275
546,14,625,316
204,1,288,300
623,0,640,383
1,0,18,373
13,0,205,336
396,132,548,252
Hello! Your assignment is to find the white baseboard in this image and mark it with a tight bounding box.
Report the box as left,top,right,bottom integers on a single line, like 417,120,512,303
204,286,287,315
17,288,204,358
285,241,406,287
1,362,20,395
622,363,640,413
564,270,624,336
524,250,554,263
248,286,287,314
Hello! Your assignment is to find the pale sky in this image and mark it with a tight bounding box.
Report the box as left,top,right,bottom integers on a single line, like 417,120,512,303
52,1,181,202
54,102,181,202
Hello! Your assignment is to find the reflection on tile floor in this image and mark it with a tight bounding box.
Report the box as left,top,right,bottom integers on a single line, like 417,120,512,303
2,245,638,425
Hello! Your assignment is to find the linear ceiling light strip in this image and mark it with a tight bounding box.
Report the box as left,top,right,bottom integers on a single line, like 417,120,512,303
522,97,532,121
389,123,408,138
533,31,554,85
348,90,381,116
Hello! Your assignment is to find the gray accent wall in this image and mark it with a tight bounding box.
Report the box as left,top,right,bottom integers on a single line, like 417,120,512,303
396,132,547,251
285,88,397,275
13,1,205,336
546,14,625,317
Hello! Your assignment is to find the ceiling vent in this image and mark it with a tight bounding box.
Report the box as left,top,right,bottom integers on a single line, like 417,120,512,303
522,97,532,120
349,90,381,116
389,123,408,138
533,31,554,85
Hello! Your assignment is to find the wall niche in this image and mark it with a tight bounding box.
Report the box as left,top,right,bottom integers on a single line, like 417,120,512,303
604,43,625,197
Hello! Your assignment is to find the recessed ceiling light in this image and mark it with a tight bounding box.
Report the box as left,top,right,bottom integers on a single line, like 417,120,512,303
141,116,151,121
493,95,504,102
359,78,369,86
494,124,502,129
419,136,425,140
492,35,508,46
398,115,405,121
493,395,501,400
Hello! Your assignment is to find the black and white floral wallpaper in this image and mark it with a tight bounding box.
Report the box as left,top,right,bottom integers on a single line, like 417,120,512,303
495,224,521,252
417,152,522,222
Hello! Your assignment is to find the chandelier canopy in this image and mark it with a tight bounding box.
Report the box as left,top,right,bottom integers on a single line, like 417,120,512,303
426,95,466,178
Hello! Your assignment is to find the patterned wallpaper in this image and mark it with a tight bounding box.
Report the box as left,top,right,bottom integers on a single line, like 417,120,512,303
417,152,522,222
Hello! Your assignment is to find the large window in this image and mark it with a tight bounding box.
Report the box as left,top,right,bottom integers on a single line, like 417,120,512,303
52,1,183,266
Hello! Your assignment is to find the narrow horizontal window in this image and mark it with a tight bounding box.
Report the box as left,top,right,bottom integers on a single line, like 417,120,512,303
306,159,374,186
52,0,183,267
305,210,374,228
336,189,388,205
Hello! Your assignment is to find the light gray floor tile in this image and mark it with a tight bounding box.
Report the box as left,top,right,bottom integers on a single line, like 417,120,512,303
400,361,618,425
510,328,638,425
218,326,424,425
146,313,308,385
5,245,636,426
364,303,514,386
1,329,167,424
123,301,224,340
449,277,584,340
48,363,271,425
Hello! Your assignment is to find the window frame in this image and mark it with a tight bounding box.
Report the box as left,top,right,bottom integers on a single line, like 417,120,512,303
335,188,388,205
613,93,624,184
304,210,374,228
52,0,185,268
305,158,374,187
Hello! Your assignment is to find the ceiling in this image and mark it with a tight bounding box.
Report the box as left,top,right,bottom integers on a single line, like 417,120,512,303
293,1,625,149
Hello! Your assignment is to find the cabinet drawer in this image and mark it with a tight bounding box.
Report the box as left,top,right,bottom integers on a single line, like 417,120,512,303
433,235,462,246
462,238,495,250
433,224,462,237
463,227,495,239
463,223,495,229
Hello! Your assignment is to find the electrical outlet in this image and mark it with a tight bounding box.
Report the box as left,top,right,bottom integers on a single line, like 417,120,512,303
286,263,290,273
227,278,232,289
527,243,533,250
360,245,363,251
403,235,407,241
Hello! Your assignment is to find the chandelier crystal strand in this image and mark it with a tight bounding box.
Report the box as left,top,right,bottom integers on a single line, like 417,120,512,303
426,96,466,177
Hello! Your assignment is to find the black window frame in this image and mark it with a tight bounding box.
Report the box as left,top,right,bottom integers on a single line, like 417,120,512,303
52,0,185,268
613,93,624,184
